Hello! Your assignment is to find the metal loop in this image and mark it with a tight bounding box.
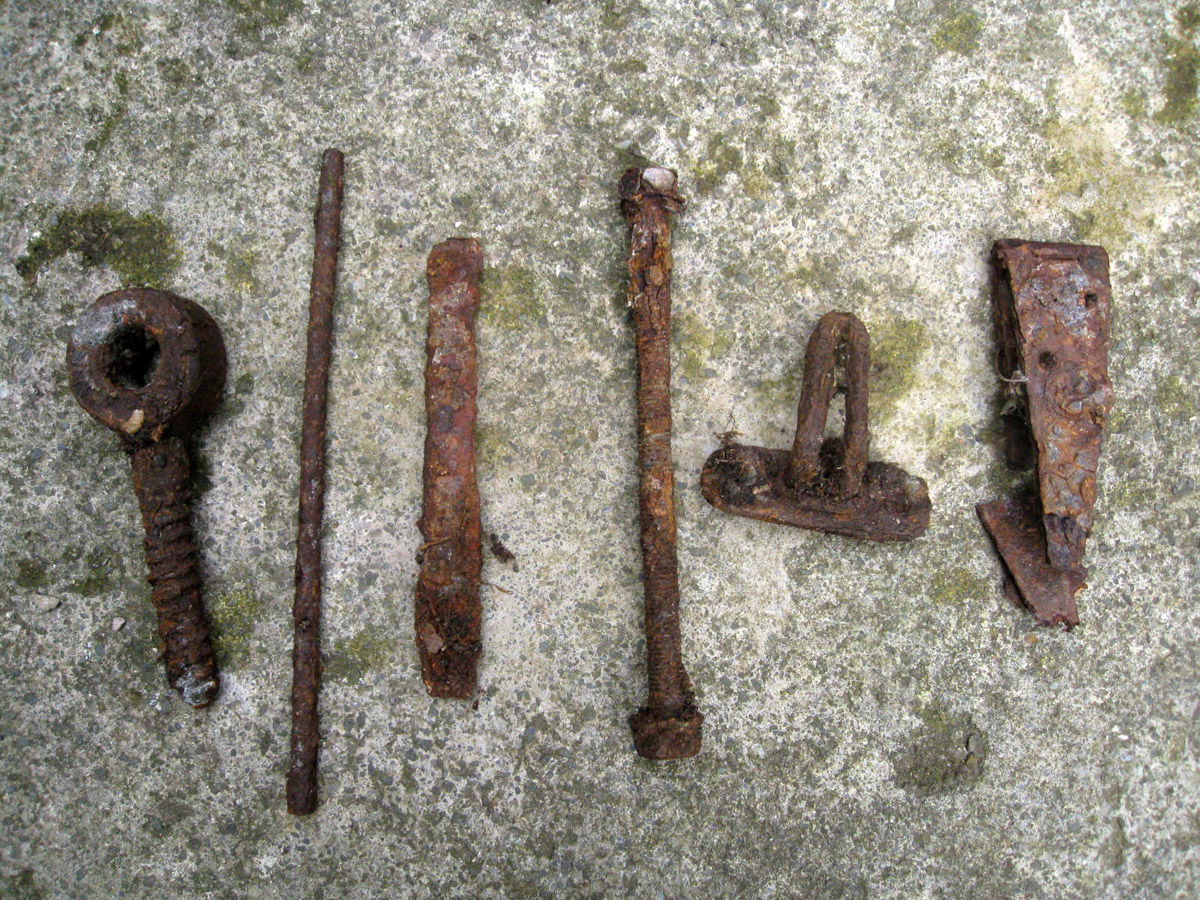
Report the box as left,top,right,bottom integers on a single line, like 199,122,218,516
786,311,870,498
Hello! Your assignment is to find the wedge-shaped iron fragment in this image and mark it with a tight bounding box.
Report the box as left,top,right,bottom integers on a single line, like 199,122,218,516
701,311,930,541
976,240,1113,627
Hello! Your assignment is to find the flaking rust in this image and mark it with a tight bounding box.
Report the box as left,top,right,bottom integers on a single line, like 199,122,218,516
68,288,226,707
415,238,484,699
976,240,1113,627
702,311,930,542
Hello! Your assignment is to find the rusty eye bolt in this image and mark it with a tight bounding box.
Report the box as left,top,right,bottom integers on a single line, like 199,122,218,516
67,288,227,707
702,311,930,541
620,166,703,760
976,240,1113,627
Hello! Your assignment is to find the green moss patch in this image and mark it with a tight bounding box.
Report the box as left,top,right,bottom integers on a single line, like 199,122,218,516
225,247,261,295
1122,88,1147,120
0,870,44,900
16,206,179,288
227,0,303,37
1157,34,1198,124
67,547,116,597
674,308,732,381
84,72,131,153
1039,116,1154,250
1178,3,1200,36
930,567,990,606
1155,374,1195,419
325,628,392,683
932,7,982,55
481,264,547,330
15,558,48,591
870,318,928,424
207,585,264,665
691,133,744,195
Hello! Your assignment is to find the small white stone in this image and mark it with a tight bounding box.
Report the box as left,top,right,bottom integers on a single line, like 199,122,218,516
120,408,145,435
112,617,126,632
642,167,675,192
34,595,61,612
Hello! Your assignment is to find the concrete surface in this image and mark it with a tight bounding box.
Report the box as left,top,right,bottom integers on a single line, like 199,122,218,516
1,1,1198,897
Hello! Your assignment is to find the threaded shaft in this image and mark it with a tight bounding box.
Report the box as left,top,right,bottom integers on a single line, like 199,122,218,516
130,438,220,707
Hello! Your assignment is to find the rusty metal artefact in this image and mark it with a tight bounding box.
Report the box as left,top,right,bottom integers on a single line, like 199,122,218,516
701,311,931,541
976,240,1113,627
620,166,703,760
287,148,344,816
67,288,226,707
415,238,484,700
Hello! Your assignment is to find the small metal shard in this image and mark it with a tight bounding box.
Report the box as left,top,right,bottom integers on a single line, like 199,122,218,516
488,533,518,572
977,239,1113,627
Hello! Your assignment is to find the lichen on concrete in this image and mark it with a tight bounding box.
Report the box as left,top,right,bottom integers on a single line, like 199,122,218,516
206,584,264,666
1157,5,1200,124
932,6,984,56
868,317,928,426
479,263,546,330
324,628,392,684
674,306,732,382
15,206,179,288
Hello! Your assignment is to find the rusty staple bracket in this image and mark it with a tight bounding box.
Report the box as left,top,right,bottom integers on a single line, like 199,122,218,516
976,240,1113,627
701,311,931,541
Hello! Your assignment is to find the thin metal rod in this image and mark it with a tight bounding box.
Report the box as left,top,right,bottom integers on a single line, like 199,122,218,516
287,148,344,816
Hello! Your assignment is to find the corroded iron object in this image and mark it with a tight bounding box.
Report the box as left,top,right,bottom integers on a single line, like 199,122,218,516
415,238,483,700
288,148,344,816
977,240,1113,627
977,494,1086,627
701,311,930,542
67,288,226,707
620,166,702,760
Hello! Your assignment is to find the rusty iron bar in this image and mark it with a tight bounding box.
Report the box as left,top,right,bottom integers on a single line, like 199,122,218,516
287,148,344,816
976,239,1113,627
619,166,703,760
415,238,484,700
67,288,226,707
701,311,930,542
